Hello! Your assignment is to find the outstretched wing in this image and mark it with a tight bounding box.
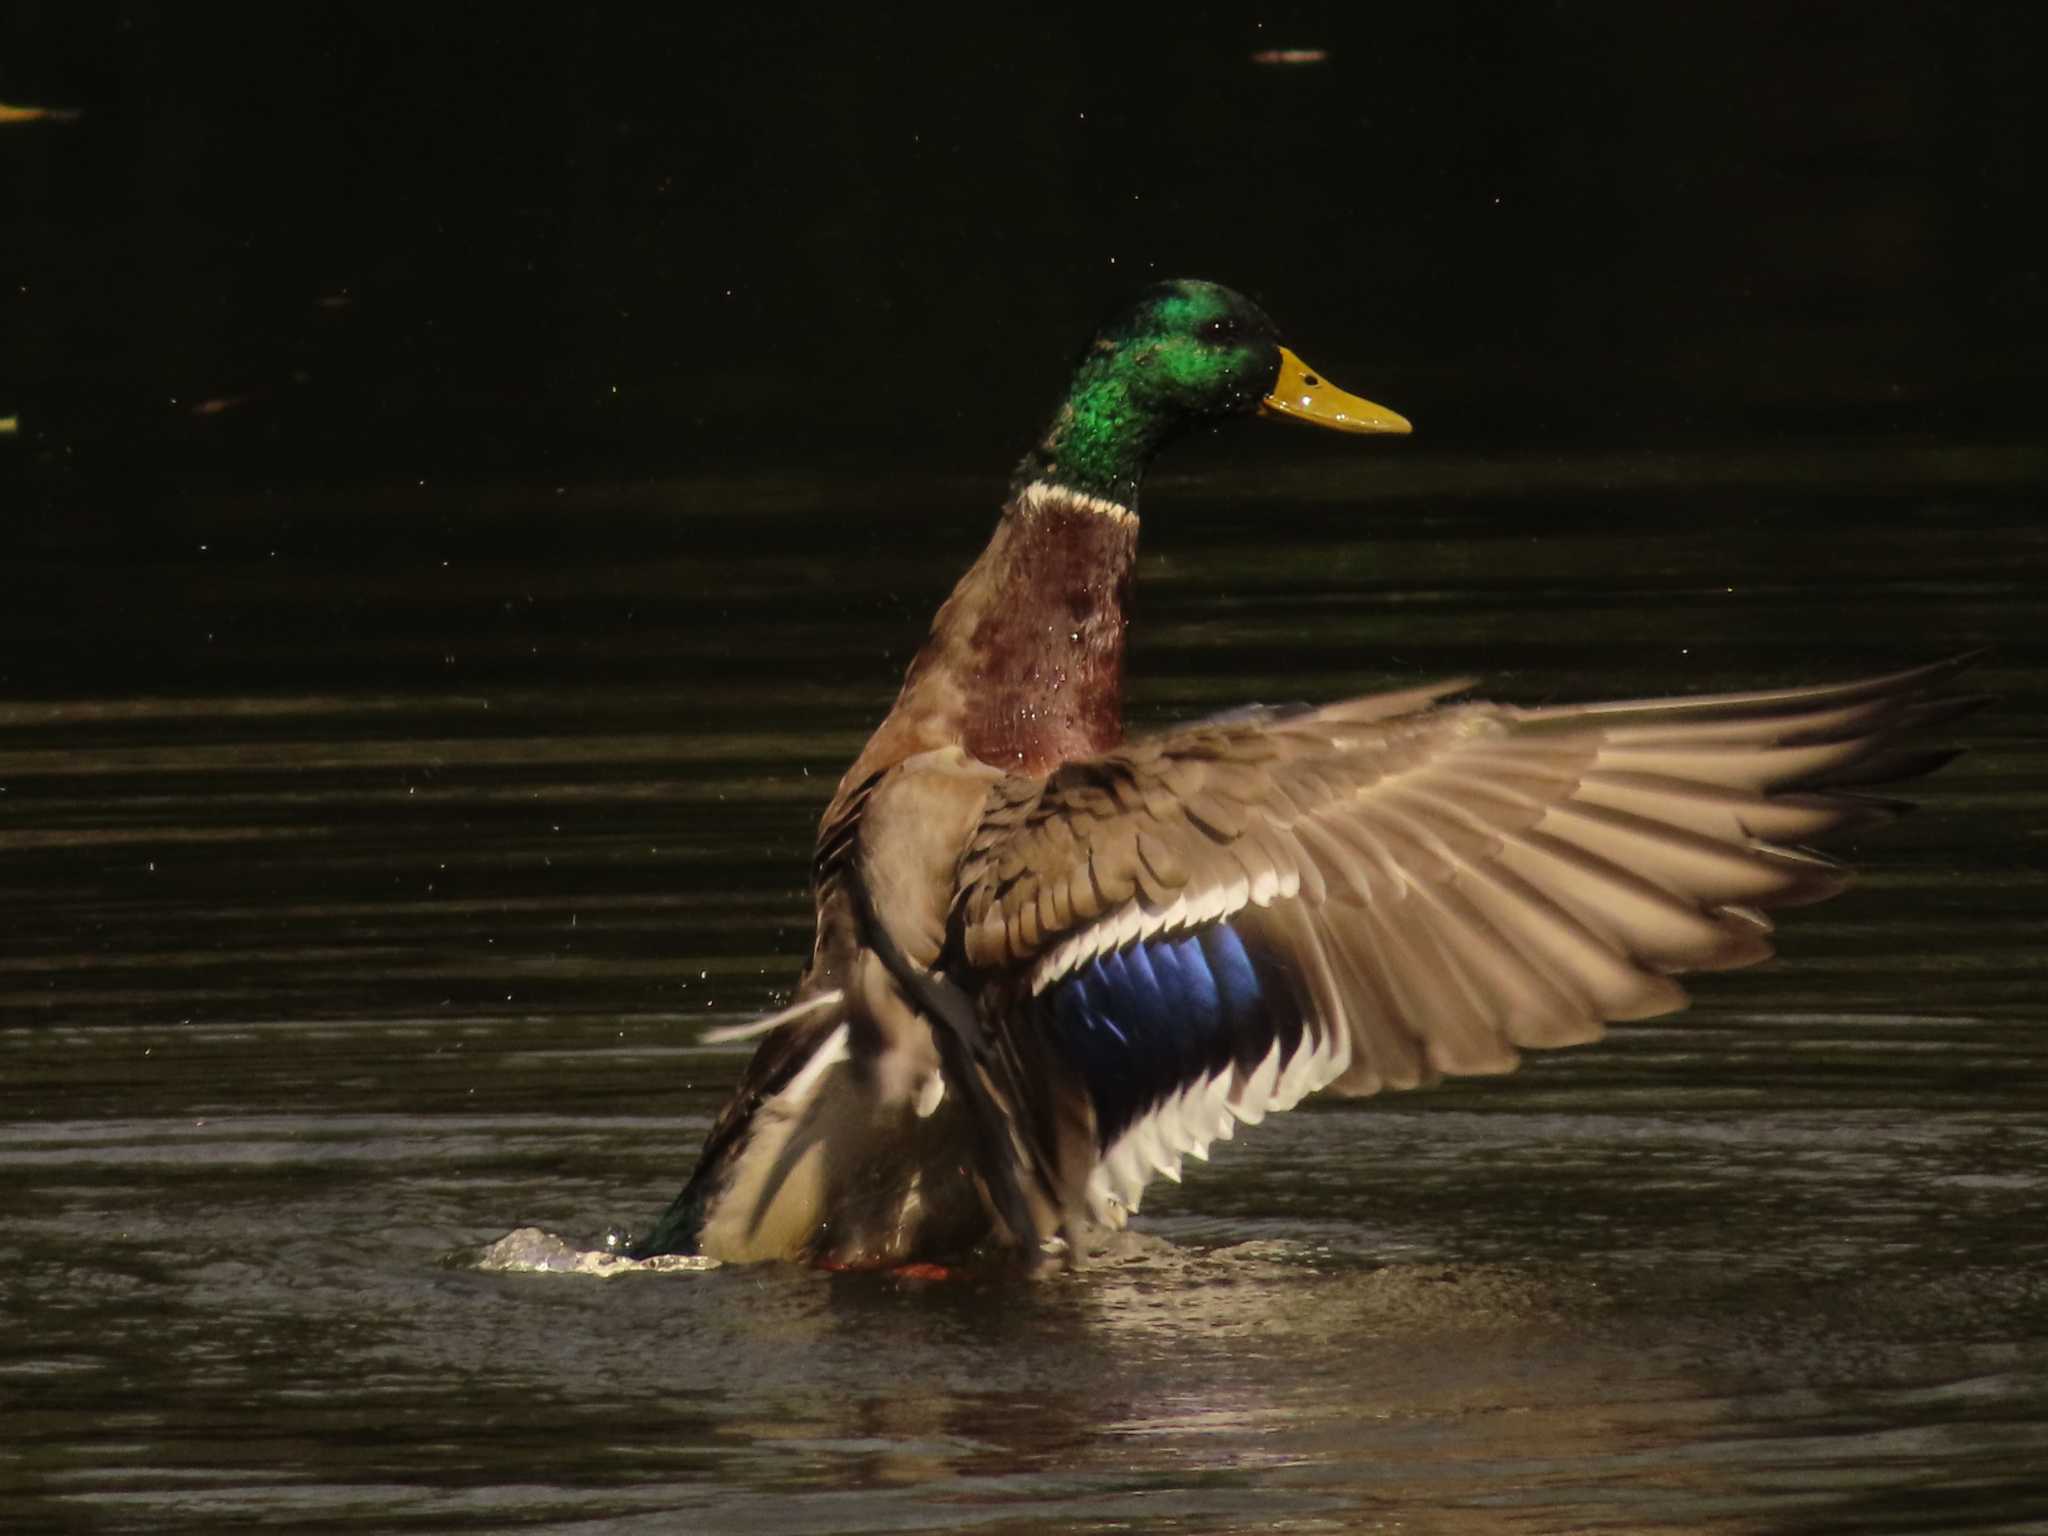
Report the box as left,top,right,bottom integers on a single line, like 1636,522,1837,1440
948,656,1979,1225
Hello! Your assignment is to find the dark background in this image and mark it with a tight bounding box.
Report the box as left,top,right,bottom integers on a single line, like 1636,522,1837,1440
4,2,2043,528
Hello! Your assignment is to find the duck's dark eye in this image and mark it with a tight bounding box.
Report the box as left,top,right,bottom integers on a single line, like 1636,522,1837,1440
1198,317,1241,343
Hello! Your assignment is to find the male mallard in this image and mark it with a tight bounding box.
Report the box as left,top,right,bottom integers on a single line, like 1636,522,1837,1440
628,279,1971,1267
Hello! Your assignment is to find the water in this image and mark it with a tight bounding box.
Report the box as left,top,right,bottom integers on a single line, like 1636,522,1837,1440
4,445,2046,1533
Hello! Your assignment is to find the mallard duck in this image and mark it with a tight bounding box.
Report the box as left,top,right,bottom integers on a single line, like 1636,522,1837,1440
627,279,1971,1268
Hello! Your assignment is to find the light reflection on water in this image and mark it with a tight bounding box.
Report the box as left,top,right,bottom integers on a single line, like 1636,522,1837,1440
3,455,2045,1532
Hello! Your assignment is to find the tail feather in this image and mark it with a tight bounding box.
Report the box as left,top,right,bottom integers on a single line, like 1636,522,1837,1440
628,987,852,1259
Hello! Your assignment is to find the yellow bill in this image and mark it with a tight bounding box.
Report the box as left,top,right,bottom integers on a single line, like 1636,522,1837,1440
1260,346,1411,435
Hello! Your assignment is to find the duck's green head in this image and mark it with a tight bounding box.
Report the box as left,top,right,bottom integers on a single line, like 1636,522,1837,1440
1015,278,1409,508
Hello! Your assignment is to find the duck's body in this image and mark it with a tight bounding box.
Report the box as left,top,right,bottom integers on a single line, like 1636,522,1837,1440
628,281,1972,1267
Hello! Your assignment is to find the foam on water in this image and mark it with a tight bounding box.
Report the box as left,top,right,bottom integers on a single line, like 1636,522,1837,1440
467,1226,721,1276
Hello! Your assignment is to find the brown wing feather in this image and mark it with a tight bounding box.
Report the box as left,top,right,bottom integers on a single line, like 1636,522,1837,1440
952,656,1978,1103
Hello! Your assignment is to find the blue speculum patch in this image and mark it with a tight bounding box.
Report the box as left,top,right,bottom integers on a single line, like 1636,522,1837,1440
1043,920,1306,1148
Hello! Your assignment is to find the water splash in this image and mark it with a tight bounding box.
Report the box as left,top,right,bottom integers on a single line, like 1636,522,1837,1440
464,1226,720,1276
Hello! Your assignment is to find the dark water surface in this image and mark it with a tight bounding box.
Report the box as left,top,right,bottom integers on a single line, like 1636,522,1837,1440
5,446,2047,1533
